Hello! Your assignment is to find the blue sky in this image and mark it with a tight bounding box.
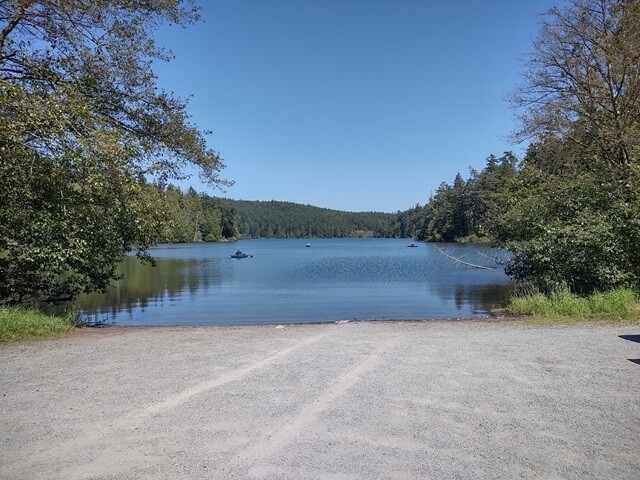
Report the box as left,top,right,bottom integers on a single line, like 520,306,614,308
153,0,562,213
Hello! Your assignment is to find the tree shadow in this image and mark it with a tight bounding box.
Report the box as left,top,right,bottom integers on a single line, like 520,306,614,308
619,335,640,365
619,334,640,343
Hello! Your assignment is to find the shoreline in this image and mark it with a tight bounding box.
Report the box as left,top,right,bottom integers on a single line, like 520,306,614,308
4,313,637,347
73,312,637,332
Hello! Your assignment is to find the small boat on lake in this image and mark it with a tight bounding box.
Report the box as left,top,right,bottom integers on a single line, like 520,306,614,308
231,249,252,259
407,243,418,247
306,243,311,247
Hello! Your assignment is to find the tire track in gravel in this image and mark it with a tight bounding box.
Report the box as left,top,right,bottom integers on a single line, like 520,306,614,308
242,336,398,478
6,333,328,478
137,332,328,418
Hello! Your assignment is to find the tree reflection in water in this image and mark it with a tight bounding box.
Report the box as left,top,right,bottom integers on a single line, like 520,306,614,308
452,283,515,314
72,239,515,325
77,256,224,323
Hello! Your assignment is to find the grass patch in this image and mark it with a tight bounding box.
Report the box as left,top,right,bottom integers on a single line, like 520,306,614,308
508,287,640,322
0,307,76,344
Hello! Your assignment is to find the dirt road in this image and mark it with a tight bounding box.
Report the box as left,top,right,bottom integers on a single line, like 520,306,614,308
1,320,639,479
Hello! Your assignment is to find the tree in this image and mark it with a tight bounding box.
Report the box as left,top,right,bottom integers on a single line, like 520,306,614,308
152,186,236,243
510,0,640,168
0,1,229,305
390,204,427,239
414,154,518,243
492,149,640,292
419,181,461,242
498,0,640,292
470,152,519,236
160,185,191,242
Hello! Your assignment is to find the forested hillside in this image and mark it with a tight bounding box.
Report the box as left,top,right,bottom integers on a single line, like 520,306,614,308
231,200,394,238
393,152,518,244
156,192,396,241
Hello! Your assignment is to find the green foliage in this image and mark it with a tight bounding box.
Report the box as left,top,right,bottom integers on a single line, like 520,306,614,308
231,200,394,239
0,93,169,304
494,0,640,292
419,178,469,242
159,186,237,243
395,152,518,243
509,288,638,320
492,158,640,292
510,0,640,168
0,2,228,305
0,307,75,343
388,204,427,239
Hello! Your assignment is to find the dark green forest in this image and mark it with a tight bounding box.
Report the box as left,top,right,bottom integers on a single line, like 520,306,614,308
154,189,395,242
232,200,394,238
391,152,519,243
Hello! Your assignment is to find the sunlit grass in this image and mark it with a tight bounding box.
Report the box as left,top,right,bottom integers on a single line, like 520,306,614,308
0,307,75,344
509,287,640,322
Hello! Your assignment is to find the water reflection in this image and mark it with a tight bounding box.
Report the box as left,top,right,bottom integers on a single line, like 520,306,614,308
76,239,514,325
78,256,224,322
436,283,515,315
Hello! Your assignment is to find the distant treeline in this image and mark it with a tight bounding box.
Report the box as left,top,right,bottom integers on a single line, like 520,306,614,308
158,167,523,242
157,189,398,241
232,200,394,238
392,152,518,243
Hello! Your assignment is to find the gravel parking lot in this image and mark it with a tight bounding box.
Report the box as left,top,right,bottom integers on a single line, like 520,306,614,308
1,320,639,479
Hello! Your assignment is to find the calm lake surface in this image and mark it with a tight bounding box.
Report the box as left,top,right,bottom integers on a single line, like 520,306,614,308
77,238,514,325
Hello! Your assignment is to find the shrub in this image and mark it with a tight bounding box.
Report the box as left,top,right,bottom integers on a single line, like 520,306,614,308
508,287,638,320
0,307,75,343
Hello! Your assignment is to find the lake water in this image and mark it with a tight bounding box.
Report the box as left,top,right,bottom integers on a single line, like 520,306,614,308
77,238,513,325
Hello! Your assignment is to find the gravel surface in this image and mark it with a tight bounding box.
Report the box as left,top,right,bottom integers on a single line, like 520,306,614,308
1,320,639,479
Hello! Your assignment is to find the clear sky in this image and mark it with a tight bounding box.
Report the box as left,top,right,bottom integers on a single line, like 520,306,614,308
153,0,563,213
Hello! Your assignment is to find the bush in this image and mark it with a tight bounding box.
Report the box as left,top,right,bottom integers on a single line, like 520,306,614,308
0,307,75,343
588,289,637,318
508,288,638,320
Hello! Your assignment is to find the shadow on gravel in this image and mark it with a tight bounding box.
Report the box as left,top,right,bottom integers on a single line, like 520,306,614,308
619,335,640,366
619,334,640,343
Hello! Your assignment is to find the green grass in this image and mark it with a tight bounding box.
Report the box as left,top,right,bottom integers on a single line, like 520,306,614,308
508,287,640,322
0,307,76,344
